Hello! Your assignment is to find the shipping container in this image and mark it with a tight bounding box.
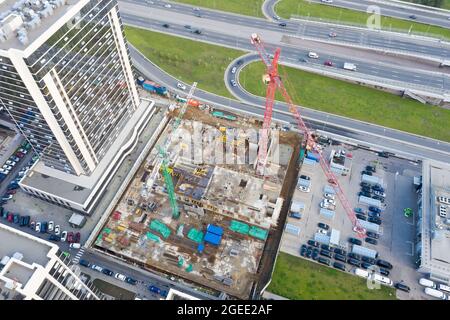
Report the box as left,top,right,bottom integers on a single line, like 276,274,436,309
357,219,380,233
361,174,383,186
303,158,317,166
352,244,378,259
306,152,319,162
359,195,382,208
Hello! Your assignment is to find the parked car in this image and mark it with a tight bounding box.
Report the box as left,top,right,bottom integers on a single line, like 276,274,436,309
5,160,16,166
79,259,90,268
373,190,386,197
102,269,114,276
318,257,330,266
356,213,367,221
333,262,345,271
379,268,390,276
61,231,68,242
48,221,54,232
354,207,364,214
67,232,74,243
366,231,379,239
48,234,60,242
347,258,361,267
369,206,382,213
299,175,310,180
35,222,41,232
54,225,60,235
290,212,302,219
74,232,81,243
2,195,13,201
358,191,371,198
318,222,329,230
320,244,332,251
324,60,333,66
361,170,372,176
307,240,319,247
362,256,377,264
334,248,347,255
115,273,127,281
368,217,382,225
320,250,332,258
395,283,410,293
176,82,186,90
365,237,378,245
368,211,381,219
349,237,362,245
70,243,81,249
0,168,9,175
365,165,376,172
324,193,335,200
348,253,361,260
312,249,320,261
148,285,161,294
13,214,20,224
91,264,103,272
334,253,346,262
376,259,393,270
126,277,137,285
40,222,48,233
372,185,385,192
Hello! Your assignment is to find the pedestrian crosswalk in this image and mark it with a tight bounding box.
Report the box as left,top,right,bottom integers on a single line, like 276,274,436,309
72,247,85,264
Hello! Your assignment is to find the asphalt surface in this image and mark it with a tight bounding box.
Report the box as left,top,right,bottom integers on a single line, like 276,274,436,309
120,7,450,93
78,249,218,300
308,0,450,29
120,0,450,61
129,45,450,164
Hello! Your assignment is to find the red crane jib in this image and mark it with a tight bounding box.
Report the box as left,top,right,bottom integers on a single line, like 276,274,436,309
250,34,365,237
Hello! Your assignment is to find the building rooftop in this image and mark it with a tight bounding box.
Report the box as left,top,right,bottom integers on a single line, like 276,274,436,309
0,0,76,51
420,159,450,278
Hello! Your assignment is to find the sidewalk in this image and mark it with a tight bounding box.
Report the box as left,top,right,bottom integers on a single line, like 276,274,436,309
262,291,290,300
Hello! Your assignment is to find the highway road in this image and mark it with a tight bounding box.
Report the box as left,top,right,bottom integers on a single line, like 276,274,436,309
120,0,450,61
120,7,450,93
307,0,450,29
129,45,450,164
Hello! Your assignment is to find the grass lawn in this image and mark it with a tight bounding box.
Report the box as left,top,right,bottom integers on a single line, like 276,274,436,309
404,0,450,10
173,0,264,17
268,252,397,300
124,26,245,99
239,62,450,142
276,0,450,39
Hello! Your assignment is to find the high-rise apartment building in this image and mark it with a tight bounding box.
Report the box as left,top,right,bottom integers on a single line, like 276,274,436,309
0,0,154,213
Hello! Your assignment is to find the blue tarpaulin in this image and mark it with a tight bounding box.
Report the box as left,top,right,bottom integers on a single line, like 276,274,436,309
204,232,221,246
207,224,223,236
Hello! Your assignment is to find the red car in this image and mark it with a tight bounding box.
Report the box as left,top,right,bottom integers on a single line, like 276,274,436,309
7,213,13,222
324,60,333,66
15,152,25,158
74,232,81,243
6,190,16,195
67,232,74,243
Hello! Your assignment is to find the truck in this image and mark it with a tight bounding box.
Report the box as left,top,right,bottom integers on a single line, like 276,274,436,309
139,78,168,96
343,62,357,71
424,287,447,300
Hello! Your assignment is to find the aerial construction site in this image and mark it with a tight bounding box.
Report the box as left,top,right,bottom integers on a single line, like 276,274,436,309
93,105,301,299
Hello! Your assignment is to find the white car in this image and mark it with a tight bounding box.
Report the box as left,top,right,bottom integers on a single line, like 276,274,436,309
2,165,12,171
230,79,237,87
177,82,186,90
324,193,335,200
70,243,81,249
164,3,171,8
91,264,103,272
321,0,333,3
298,185,310,193
115,273,127,281
231,66,237,74
48,221,54,232
61,231,68,242
323,198,336,206
5,160,16,166
35,222,41,232
318,229,328,235
54,225,60,235
308,51,319,59
0,168,9,175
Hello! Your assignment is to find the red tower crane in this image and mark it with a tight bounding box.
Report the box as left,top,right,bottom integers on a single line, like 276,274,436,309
250,33,366,237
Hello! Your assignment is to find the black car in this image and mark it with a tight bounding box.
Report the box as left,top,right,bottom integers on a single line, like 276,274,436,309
372,195,385,203
409,14,417,19
334,253,346,262
318,222,330,230
334,248,347,255
318,257,330,266
368,217,382,225
162,23,170,28
333,262,346,271
361,186,371,192
236,60,243,65
372,185,385,193
379,268,390,276
360,182,371,188
126,277,138,285
358,191,371,197
348,253,361,260
394,283,410,293
48,234,60,242
300,175,311,181
369,206,382,213
366,231,379,239
349,237,362,246
366,165,376,172
347,258,361,267
361,170,372,176
320,250,333,258
320,244,332,251
308,240,319,247
102,269,114,276
378,152,389,158
361,256,377,264
365,237,378,245
376,259,393,270
312,250,320,261
361,262,373,269
79,259,90,267
306,248,313,258
368,211,381,219
300,249,307,257
193,29,202,34
278,22,287,27
356,213,367,221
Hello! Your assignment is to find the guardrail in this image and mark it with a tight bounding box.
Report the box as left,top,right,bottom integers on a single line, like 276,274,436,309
290,14,450,41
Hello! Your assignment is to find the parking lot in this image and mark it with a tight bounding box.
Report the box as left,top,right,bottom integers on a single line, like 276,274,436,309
280,140,423,299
